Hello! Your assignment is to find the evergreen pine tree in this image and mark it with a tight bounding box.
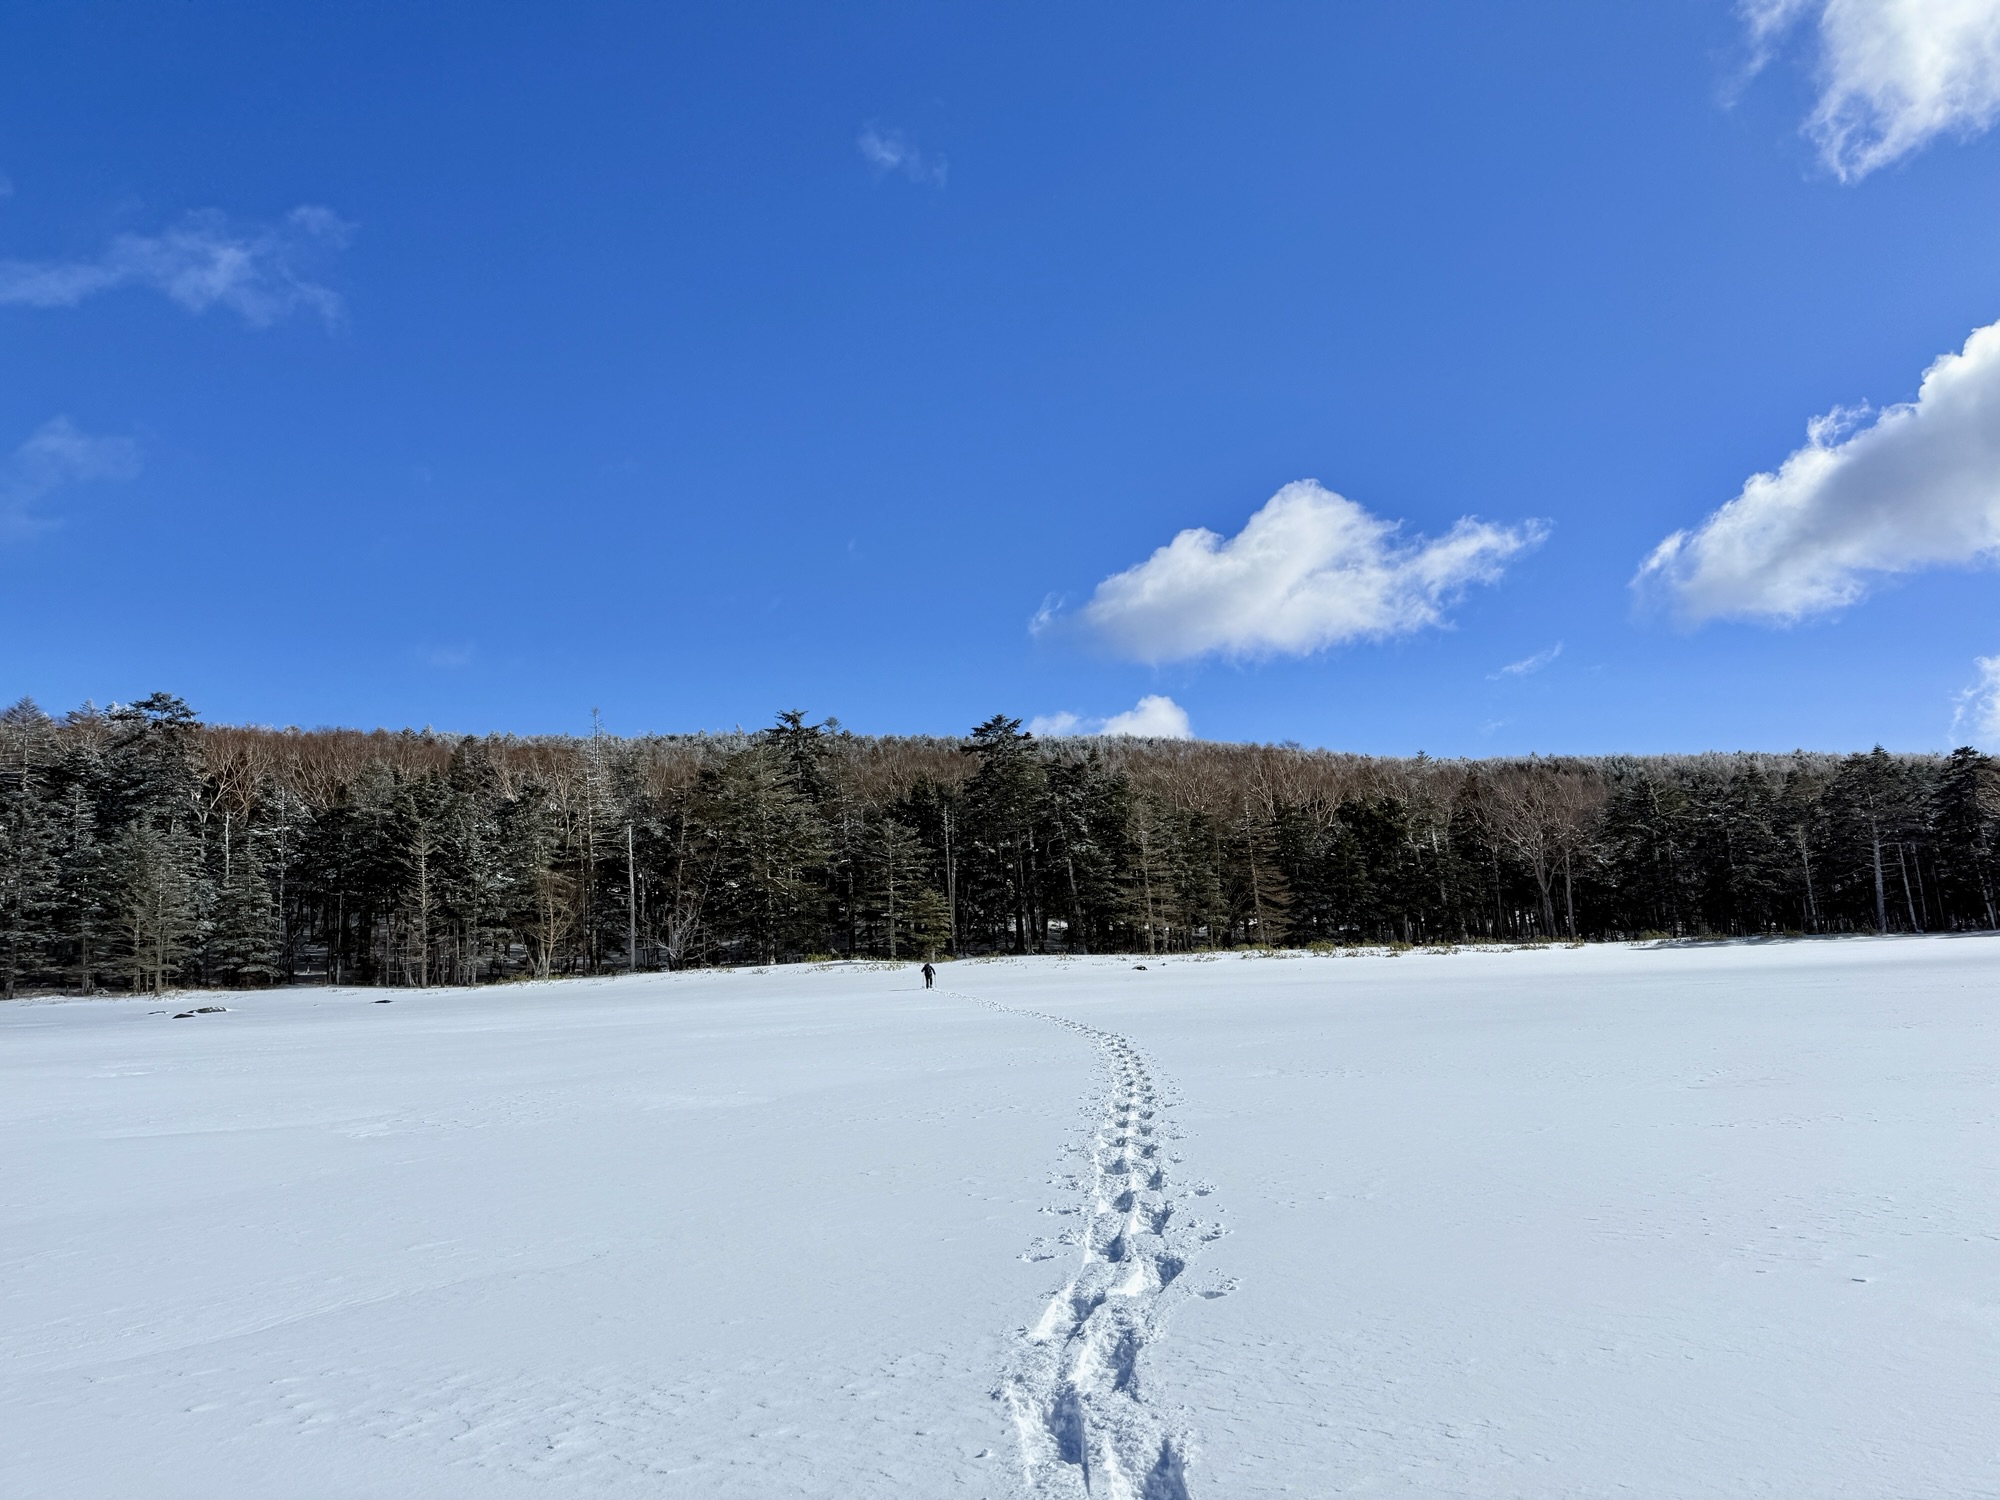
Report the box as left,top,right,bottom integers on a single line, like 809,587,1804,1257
1930,747,1998,929
111,820,202,994
0,699,59,997
962,716,1047,952
210,836,283,986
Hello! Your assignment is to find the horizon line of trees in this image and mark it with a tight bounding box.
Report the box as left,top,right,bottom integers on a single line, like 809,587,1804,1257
3,692,1997,998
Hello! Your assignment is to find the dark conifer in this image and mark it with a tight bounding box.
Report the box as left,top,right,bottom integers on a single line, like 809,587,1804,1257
1,698,1997,994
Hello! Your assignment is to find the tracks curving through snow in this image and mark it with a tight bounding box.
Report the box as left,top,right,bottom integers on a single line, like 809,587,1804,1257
952,989,1219,1500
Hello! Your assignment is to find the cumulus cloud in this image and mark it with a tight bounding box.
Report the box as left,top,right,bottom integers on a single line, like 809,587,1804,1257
1101,695,1194,738
1,417,141,536
1492,641,1563,678
1952,654,2000,746
1028,695,1194,740
1070,480,1544,664
0,205,353,327
1638,314,2000,623
1746,0,2000,178
858,125,947,186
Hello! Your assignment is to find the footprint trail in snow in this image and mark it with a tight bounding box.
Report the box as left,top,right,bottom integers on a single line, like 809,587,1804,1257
952,989,1221,1500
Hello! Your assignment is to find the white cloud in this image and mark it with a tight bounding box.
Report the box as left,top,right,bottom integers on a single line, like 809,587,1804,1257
1100,695,1193,738
1745,0,2000,179
1072,480,1545,664
1028,694,1194,740
1,416,141,537
1492,641,1563,678
1951,654,2000,746
858,126,947,186
0,205,353,327
1638,314,2000,623
1026,710,1083,736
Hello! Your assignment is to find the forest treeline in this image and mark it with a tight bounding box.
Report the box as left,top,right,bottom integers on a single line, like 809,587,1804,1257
2,692,1997,997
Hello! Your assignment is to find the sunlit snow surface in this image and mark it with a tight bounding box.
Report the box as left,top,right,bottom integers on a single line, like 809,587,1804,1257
4,938,1998,1497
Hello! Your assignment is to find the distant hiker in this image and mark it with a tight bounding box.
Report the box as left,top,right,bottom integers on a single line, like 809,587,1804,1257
921,961,936,989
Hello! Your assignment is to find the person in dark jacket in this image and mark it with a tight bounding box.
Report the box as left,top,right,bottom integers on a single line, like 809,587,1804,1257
921,961,936,989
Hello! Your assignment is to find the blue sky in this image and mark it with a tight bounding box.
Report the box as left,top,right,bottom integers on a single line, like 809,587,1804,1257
7,1,2000,753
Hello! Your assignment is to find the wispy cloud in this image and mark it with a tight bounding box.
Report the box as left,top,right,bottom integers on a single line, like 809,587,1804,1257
417,643,475,670
1492,641,1563,678
1952,654,2000,747
1064,480,1545,664
1637,314,2000,623
1,417,141,538
1027,694,1194,740
0,205,354,328
858,125,947,186
1743,0,2000,179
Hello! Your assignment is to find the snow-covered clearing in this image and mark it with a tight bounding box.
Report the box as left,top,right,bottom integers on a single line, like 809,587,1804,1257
4,937,1998,1497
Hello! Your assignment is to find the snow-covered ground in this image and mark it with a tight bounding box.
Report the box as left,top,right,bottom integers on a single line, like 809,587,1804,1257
4,937,1998,1497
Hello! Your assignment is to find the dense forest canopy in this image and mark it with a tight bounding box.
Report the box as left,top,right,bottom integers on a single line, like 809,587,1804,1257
2,693,1995,997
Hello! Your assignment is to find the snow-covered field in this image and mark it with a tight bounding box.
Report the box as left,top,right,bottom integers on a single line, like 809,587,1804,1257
5,937,1998,1497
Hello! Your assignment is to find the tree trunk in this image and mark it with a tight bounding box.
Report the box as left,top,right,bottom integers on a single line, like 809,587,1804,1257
1896,842,1920,932
416,839,430,987
1247,825,1267,946
942,812,956,956
1797,832,1817,933
1138,820,1158,955
1870,815,1887,933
